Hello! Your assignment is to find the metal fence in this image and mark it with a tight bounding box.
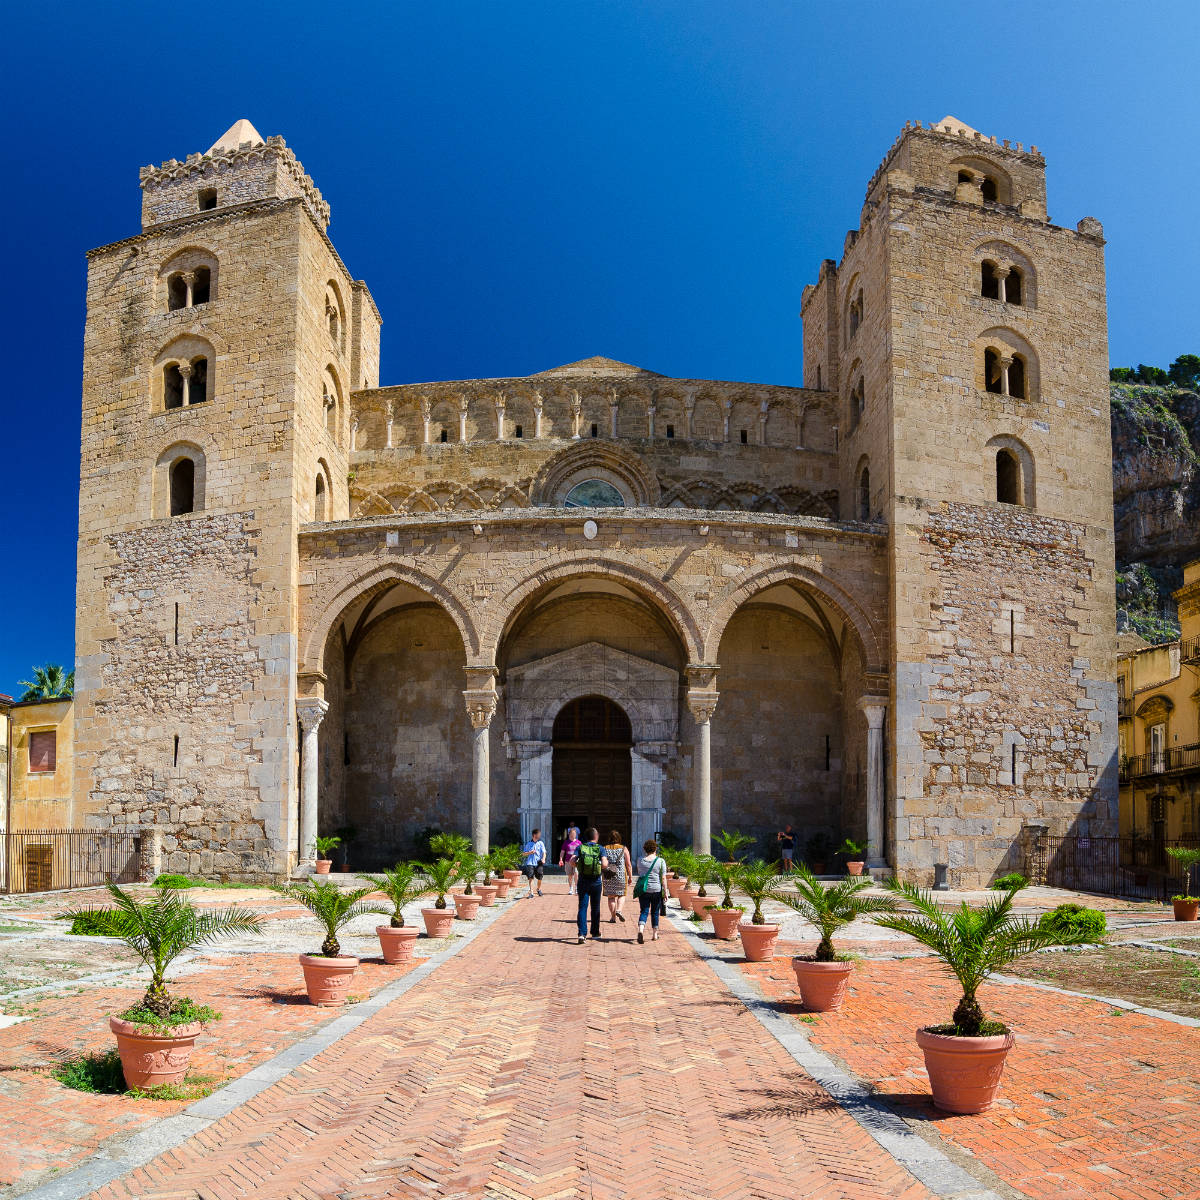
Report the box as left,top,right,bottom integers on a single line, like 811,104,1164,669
1120,740,1200,780
1,829,141,894
1026,834,1200,902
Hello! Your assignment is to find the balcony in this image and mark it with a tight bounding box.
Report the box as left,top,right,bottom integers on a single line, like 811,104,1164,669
1121,741,1200,781
1181,637,1200,666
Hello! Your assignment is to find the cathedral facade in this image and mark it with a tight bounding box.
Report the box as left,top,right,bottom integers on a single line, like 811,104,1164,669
72,117,1118,884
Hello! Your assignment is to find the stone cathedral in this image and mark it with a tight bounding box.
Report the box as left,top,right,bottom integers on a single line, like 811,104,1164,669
72,116,1118,884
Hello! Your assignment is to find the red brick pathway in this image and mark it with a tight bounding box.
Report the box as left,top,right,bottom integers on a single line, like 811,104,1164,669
86,886,934,1200
740,943,1200,1200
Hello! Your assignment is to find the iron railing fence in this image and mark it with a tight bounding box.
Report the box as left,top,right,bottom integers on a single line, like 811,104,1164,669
1180,636,1200,665
1026,833,1200,902
1120,741,1200,780
1,829,141,894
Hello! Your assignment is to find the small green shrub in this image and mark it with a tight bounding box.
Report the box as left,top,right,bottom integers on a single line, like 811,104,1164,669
990,873,1029,891
54,1049,126,1094
153,873,195,889
117,996,221,1030
67,910,118,936
1039,903,1106,941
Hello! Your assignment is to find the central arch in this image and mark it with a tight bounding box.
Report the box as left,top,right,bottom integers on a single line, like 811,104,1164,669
551,695,634,849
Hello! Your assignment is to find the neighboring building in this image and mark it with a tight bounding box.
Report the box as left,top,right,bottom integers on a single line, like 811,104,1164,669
7,698,75,830
1117,559,1200,846
72,115,1117,884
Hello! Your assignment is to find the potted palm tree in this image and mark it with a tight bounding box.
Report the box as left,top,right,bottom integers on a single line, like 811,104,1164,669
838,838,868,876
709,861,746,940
734,859,789,961
65,883,264,1089
675,849,701,908
688,855,718,920
419,858,461,936
777,867,896,1010
480,849,510,900
1167,847,1200,921
357,864,433,962
273,880,387,1005
451,850,484,919
312,835,341,875
874,878,1088,1113
714,828,755,864
497,843,524,886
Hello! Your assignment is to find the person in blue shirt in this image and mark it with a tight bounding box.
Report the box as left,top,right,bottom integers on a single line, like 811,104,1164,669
521,829,547,898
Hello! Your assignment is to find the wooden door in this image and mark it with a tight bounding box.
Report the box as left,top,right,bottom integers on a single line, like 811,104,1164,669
552,696,633,847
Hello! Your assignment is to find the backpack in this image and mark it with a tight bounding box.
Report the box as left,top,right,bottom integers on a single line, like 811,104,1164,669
633,857,661,899
576,843,604,879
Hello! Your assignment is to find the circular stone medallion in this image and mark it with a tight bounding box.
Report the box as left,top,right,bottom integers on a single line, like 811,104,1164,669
583,519,598,540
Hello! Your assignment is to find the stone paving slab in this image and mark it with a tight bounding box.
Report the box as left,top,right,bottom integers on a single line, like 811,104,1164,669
735,940,1200,1200
74,885,940,1200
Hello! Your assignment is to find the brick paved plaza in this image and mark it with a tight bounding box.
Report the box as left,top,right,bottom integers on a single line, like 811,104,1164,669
0,880,1197,1200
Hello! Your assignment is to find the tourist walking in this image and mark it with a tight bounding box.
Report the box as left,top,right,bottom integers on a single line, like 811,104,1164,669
634,839,668,943
521,828,546,898
603,830,632,923
558,825,582,895
572,828,608,943
777,824,795,872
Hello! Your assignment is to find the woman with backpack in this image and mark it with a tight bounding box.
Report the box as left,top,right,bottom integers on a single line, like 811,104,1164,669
602,830,632,924
558,826,582,895
634,839,668,943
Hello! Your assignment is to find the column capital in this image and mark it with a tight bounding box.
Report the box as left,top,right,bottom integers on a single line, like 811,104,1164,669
685,662,719,691
464,689,497,730
857,695,887,728
296,696,329,733
687,688,719,724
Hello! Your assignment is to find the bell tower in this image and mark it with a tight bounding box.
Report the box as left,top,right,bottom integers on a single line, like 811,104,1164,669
74,120,380,878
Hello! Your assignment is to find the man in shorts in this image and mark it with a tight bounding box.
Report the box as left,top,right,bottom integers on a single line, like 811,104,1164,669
777,824,795,873
521,828,546,897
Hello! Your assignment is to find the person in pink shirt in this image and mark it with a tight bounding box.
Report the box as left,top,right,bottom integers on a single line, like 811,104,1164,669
559,826,582,895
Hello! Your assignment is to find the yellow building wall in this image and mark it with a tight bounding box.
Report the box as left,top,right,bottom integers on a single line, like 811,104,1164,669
9,700,75,829
1117,559,1200,839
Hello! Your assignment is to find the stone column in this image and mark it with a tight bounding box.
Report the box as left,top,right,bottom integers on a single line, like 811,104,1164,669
686,664,720,856
495,392,506,440
458,395,468,442
178,360,194,407
996,266,1011,304
533,391,544,438
570,390,582,439
420,397,431,444
181,270,196,308
296,697,329,866
684,388,696,438
722,397,732,442
647,404,656,438
858,697,887,866
385,400,395,449
464,667,498,854
998,354,1014,398
609,390,619,438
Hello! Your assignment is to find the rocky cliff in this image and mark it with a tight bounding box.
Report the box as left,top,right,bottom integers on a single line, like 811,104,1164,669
1111,383,1200,640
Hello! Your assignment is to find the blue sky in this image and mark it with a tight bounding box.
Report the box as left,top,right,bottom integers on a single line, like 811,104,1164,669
1,0,1197,696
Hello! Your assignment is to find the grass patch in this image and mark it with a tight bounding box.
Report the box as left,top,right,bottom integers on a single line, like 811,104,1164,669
53,1049,221,1100
152,874,261,890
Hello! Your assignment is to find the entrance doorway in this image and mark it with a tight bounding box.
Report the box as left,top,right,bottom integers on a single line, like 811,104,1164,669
552,695,633,848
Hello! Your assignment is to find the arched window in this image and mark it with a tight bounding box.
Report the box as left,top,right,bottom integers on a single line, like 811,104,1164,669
188,357,208,405
322,368,343,443
987,436,1035,508
845,282,863,342
314,473,327,521
327,298,340,344
164,364,185,409
981,261,1001,300
564,479,625,507
167,274,188,311
192,266,211,305
848,377,865,432
1004,268,1022,306
170,457,195,516
980,177,998,203
163,252,217,313
996,449,1020,504
857,464,871,522
1008,355,1026,400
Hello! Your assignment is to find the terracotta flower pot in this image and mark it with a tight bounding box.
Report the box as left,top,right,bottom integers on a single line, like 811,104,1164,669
737,922,781,962
792,958,855,1011
476,884,499,907
109,1016,202,1091
314,860,332,875
493,879,512,899
299,954,359,1006
454,894,482,920
422,907,455,937
502,869,523,885
693,898,716,921
845,861,865,876
376,925,420,963
1172,898,1199,921
710,908,744,940
915,1026,1015,1114
666,877,687,900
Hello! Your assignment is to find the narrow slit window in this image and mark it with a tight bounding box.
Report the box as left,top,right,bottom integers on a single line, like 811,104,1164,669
1009,608,1015,653
170,457,195,516
439,429,448,443
996,449,1020,504
740,428,748,444
666,424,674,439
1011,743,1018,785
514,424,523,438
591,423,598,438
174,602,180,646
173,735,180,768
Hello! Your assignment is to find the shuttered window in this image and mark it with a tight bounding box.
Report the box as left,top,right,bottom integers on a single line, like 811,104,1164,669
28,730,56,773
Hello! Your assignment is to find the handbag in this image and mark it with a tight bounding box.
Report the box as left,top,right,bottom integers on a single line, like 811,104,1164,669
633,856,661,899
